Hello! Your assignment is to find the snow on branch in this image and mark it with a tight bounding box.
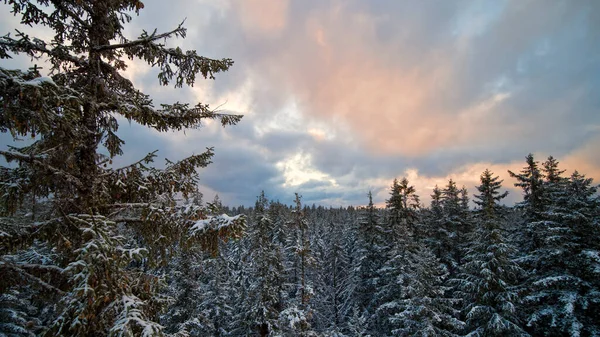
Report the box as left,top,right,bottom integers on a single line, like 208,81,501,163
190,214,244,235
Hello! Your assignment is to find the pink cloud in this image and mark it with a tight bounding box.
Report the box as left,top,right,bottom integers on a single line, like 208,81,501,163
233,0,289,37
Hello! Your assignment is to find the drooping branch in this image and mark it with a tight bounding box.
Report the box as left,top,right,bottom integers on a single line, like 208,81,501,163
0,260,66,295
100,151,158,176
50,1,91,29
0,150,84,189
0,31,86,67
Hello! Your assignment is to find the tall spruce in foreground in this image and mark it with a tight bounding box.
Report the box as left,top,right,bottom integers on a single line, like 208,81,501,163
456,169,527,336
0,1,244,335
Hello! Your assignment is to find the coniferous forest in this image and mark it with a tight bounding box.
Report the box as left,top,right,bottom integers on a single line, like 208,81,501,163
1,1,599,336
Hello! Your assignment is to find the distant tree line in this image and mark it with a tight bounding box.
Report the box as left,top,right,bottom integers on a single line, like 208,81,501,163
157,154,599,336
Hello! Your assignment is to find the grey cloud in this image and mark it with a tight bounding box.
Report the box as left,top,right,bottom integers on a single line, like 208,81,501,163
2,0,599,207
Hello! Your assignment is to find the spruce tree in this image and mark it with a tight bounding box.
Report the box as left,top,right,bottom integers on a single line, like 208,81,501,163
0,1,244,335
438,179,470,275
423,185,446,259
245,191,285,336
377,177,422,335
456,169,527,336
524,162,600,336
281,193,315,336
391,246,463,336
312,219,352,335
508,154,545,222
385,178,420,242
355,191,385,316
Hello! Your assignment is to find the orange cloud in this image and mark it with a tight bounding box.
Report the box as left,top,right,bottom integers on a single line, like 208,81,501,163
561,135,600,181
234,0,289,37
246,4,500,156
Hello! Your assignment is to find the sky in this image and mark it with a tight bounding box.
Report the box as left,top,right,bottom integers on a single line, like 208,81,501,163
1,0,600,207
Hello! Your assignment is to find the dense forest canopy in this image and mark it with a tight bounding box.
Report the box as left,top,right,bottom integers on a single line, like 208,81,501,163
1,1,599,337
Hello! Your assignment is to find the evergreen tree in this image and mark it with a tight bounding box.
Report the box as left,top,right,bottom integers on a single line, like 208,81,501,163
508,154,545,222
346,306,369,337
456,169,527,336
386,178,420,242
524,161,600,336
245,191,285,336
0,1,244,335
355,191,386,316
376,177,422,335
390,247,463,336
423,185,446,259
281,193,315,336
439,179,471,275
195,252,237,337
312,218,353,335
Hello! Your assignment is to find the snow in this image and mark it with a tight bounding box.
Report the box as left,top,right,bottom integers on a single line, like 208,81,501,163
189,214,242,234
279,307,308,329
111,295,164,337
22,76,56,87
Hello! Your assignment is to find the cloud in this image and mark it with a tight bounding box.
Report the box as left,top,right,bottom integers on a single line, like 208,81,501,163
2,0,599,207
234,0,289,37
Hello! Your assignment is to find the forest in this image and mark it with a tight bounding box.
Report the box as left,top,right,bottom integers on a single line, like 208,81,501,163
154,158,600,337
1,1,599,336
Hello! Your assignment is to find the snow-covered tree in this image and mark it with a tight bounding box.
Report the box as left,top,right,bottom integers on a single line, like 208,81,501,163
355,191,386,316
313,219,353,334
281,193,315,336
376,177,424,335
243,191,286,336
437,179,471,275
508,154,545,222
390,246,463,336
456,169,527,336
423,185,446,259
0,1,244,335
523,161,600,336
386,178,420,243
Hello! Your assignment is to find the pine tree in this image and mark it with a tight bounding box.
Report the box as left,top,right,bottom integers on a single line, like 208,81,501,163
390,246,463,336
355,191,386,316
346,306,369,337
508,154,545,222
0,1,244,335
245,191,285,336
438,179,470,275
195,252,237,337
523,162,600,336
456,169,527,336
376,177,422,335
314,219,353,334
386,178,420,242
281,193,315,336
423,185,446,259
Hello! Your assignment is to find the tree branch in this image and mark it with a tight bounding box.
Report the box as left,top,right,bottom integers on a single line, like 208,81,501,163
1,261,65,295
0,31,86,67
0,150,84,189
92,23,185,52
100,150,158,177
51,1,90,29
